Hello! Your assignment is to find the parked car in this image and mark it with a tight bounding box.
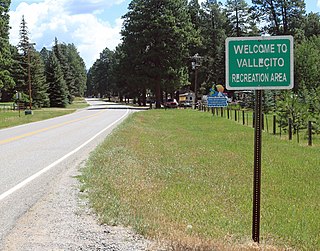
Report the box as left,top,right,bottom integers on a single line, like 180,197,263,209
179,101,192,108
164,99,178,108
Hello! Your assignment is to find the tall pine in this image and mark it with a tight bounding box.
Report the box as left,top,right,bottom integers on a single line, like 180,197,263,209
199,1,227,86
52,38,72,103
252,0,306,35
225,0,254,37
121,0,197,108
0,0,14,92
46,52,68,108
30,49,49,108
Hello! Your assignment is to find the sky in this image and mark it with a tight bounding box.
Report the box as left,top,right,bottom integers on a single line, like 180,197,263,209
8,0,320,69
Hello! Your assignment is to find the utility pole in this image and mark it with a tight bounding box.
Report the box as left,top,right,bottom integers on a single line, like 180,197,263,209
191,53,202,109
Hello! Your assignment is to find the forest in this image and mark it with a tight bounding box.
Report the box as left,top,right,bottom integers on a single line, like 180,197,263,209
87,0,320,135
0,2,87,108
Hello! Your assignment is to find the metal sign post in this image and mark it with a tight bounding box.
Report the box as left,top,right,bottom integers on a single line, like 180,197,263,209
252,90,262,242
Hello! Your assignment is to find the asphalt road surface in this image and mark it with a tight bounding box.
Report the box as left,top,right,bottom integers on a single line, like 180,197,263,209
0,99,133,248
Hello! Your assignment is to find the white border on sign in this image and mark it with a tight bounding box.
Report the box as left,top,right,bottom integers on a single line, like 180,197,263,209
225,36,294,90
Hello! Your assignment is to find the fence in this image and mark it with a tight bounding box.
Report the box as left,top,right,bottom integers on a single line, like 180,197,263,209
0,103,15,111
0,103,26,112
198,104,317,146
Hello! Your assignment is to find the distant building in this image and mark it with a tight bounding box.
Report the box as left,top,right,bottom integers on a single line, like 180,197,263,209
179,91,195,107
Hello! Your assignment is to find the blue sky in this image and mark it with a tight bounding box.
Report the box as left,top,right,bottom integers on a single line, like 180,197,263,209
8,0,320,68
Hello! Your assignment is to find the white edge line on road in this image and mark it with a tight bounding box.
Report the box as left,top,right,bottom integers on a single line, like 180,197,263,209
0,109,130,202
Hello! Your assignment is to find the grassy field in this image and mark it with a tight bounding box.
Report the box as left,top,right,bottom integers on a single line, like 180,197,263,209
0,98,88,130
80,109,319,250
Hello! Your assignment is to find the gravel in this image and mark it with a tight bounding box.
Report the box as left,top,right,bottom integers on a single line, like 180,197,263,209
2,160,164,251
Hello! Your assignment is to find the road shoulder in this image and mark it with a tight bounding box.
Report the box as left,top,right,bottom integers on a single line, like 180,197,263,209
3,160,159,250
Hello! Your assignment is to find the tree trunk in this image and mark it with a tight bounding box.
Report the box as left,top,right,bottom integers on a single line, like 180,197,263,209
142,88,147,106
236,7,240,37
270,0,280,34
155,78,161,109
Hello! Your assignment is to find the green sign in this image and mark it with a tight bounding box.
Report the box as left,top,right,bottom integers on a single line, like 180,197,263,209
226,36,294,90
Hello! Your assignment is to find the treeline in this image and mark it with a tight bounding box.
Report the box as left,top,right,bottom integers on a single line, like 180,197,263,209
0,3,86,108
87,0,320,134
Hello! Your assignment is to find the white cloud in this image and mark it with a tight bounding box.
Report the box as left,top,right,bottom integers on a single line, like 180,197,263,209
9,0,123,68
318,0,320,8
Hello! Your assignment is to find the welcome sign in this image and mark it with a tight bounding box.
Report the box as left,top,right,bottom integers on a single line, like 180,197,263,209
226,36,294,90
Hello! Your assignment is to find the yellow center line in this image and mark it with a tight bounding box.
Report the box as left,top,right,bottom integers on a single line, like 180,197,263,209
0,110,105,145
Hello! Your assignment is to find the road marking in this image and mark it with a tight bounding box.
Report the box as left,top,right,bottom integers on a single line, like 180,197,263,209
0,110,105,145
0,109,129,202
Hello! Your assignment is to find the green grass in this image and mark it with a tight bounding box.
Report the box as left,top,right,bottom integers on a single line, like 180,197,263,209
67,97,90,109
0,109,76,129
0,98,89,130
80,109,319,250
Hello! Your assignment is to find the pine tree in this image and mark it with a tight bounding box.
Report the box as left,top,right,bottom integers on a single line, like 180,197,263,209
121,0,197,108
65,44,87,97
252,0,306,35
40,47,50,66
199,1,227,86
52,38,72,102
18,16,30,56
46,52,68,108
16,15,32,105
87,48,114,98
7,45,25,101
30,49,49,108
16,15,49,108
0,0,14,91
188,0,201,30
225,0,253,37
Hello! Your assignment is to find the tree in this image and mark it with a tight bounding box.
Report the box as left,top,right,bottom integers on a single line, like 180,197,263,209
295,36,320,91
188,0,201,30
52,38,72,102
66,43,87,97
199,1,227,86
16,15,49,108
304,12,320,39
252,0,306,35
46,52,68,108
18,15,30,56
0,0,14,91
40,47,50,66
121,0,197,108
225,0,253,37
7,45,25,101
30,49,49,108
52,39,87,101
276,90,309,138
110,45,128,101
16,16,33,104
87,48,114,98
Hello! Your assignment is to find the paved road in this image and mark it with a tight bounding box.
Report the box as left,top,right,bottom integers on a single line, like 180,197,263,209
0,99,131,247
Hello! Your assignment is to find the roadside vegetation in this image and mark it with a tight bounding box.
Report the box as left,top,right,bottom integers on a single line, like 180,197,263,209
0,97,88,130
80,109,319,250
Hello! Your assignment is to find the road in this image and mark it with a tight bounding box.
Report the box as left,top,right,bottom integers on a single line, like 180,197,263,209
0,99,132,247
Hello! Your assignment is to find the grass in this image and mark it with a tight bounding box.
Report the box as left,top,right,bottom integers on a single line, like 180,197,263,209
0,98,88,130
68,97,90,109
80,109,320,250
